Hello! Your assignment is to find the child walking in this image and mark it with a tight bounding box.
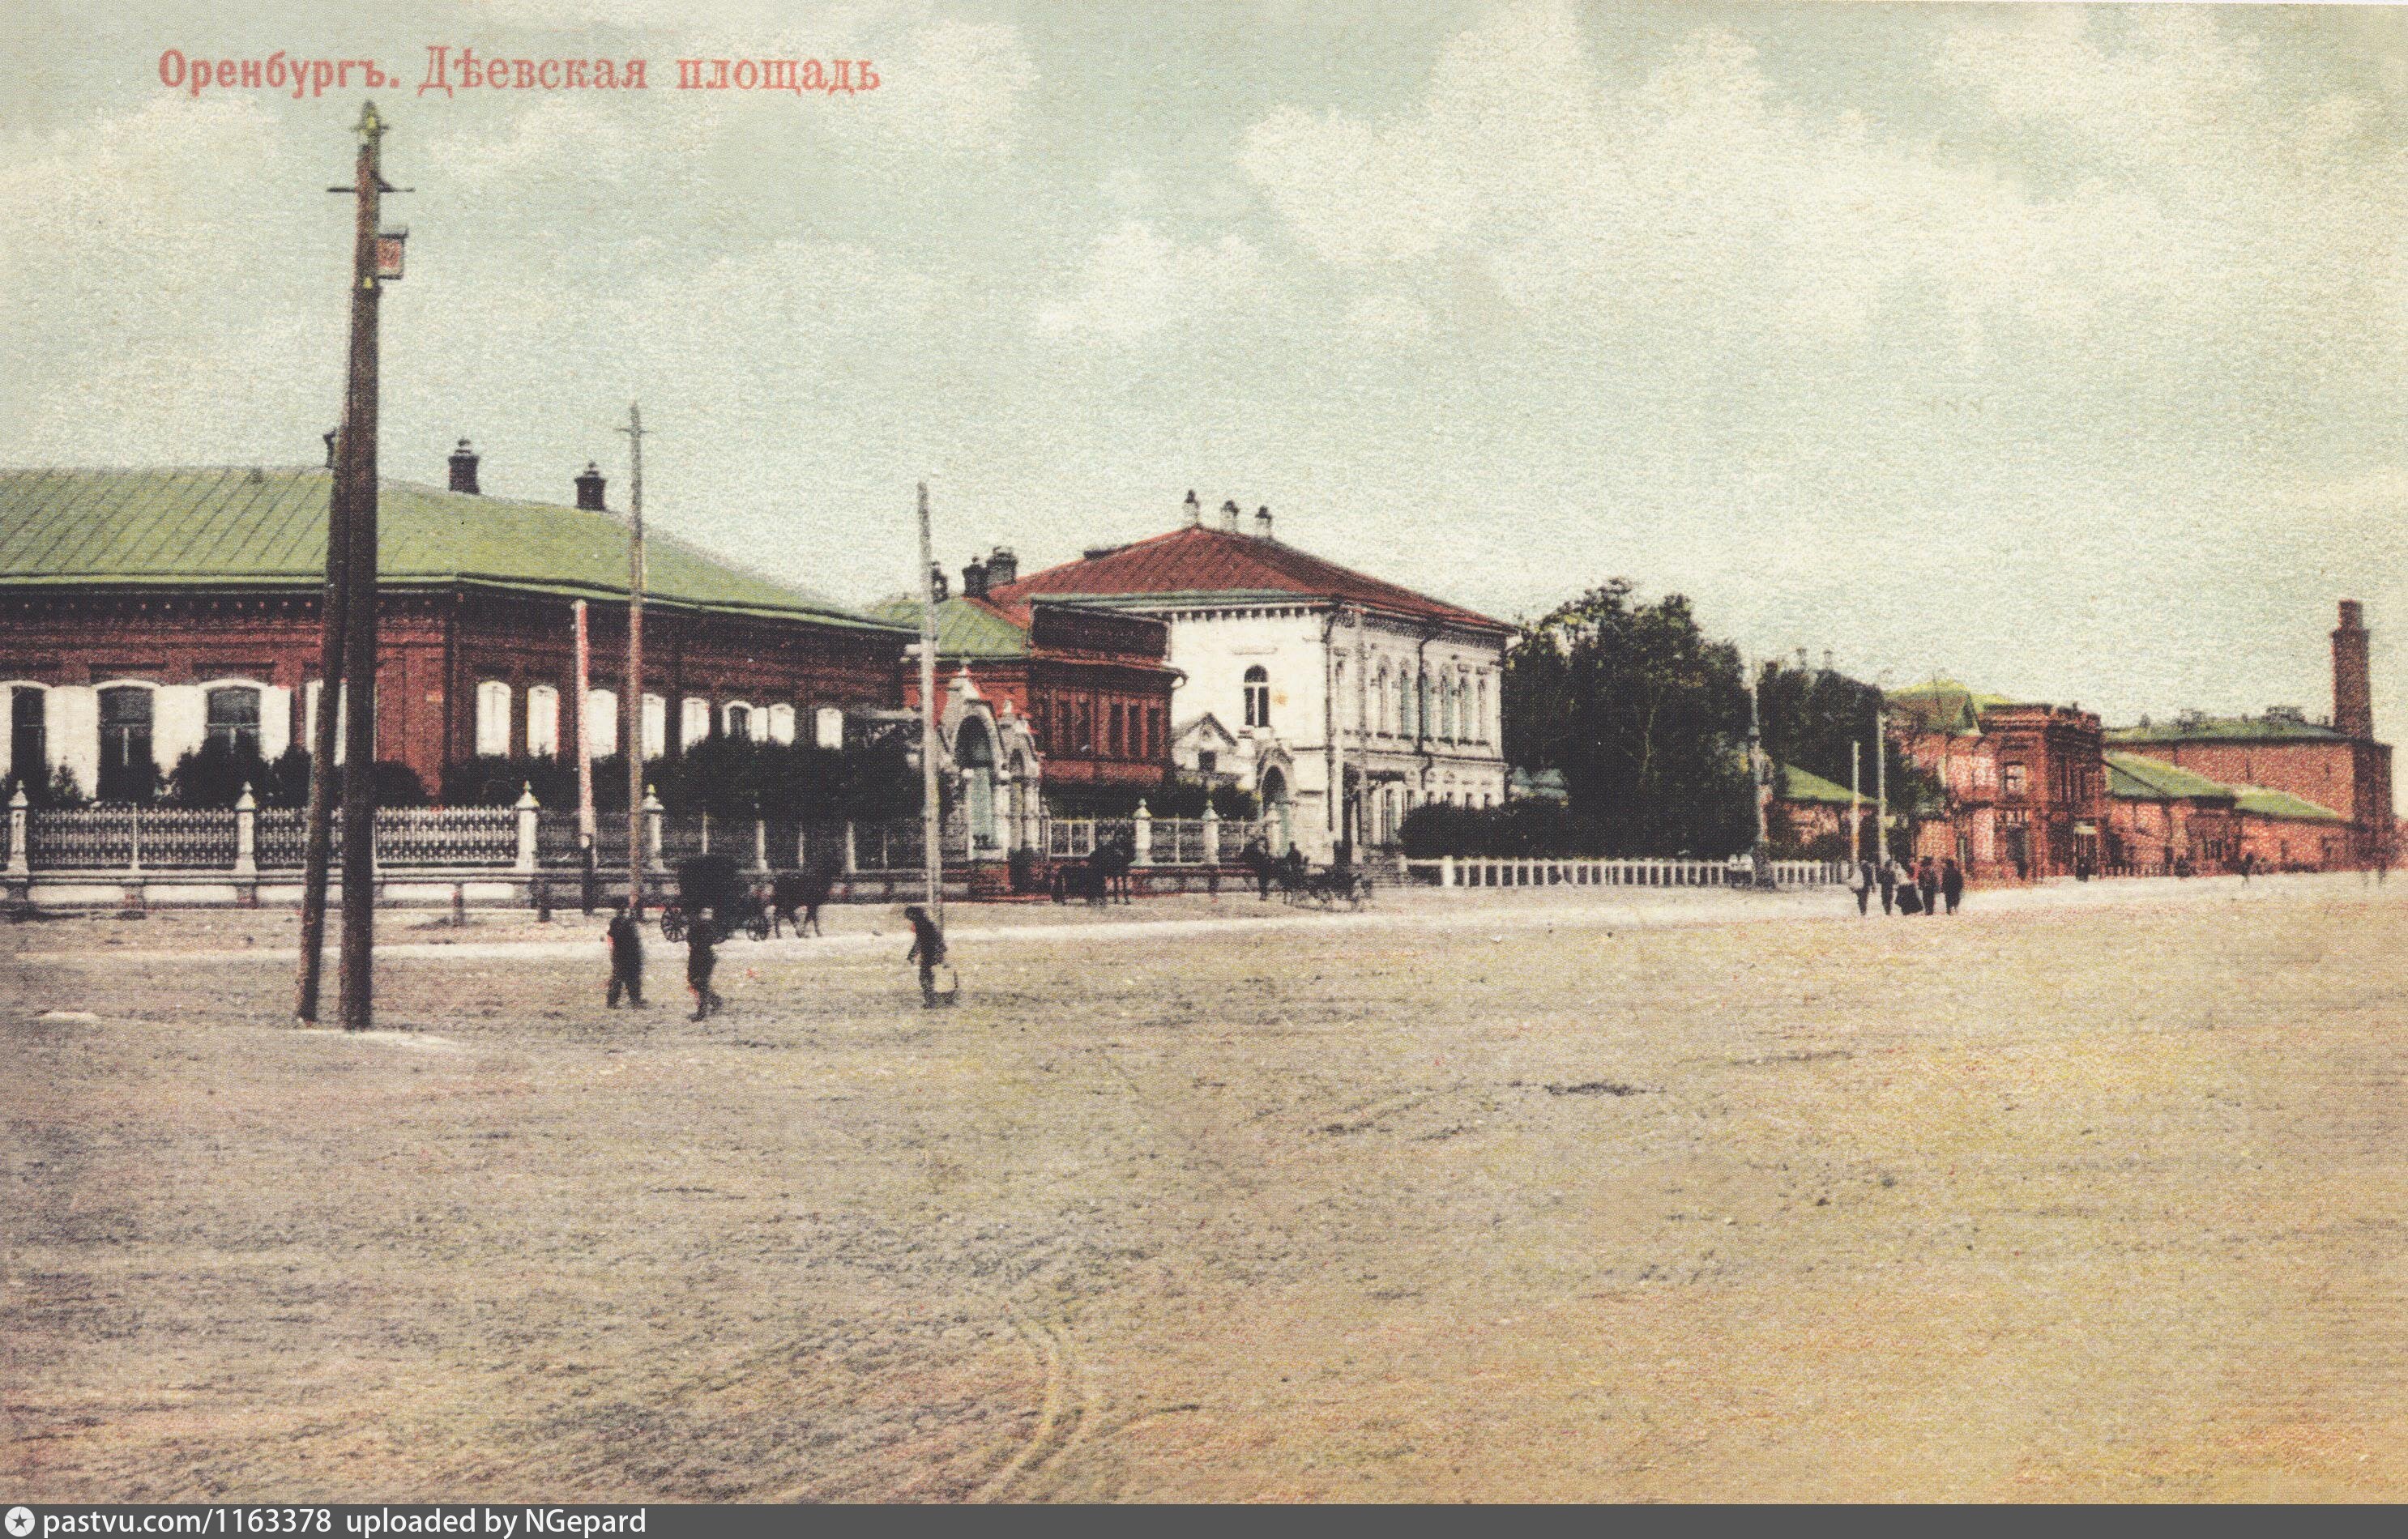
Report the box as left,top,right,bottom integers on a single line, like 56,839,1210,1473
903,905,946,1008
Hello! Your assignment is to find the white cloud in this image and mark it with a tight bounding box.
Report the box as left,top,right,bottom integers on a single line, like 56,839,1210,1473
1031,220,1264,344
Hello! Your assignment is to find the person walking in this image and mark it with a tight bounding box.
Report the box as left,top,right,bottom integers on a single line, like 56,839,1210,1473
685,908,724,1021
1916,856,1940,919
1897,868,1923,914
1941,856,1964,914
1854,855,1876,916
903,904,947,1008
1242,836,1273,901
1877,858,1897,915
604,908,646,1008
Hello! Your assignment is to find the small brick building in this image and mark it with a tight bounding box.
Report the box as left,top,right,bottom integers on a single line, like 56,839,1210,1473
0,455,909,800
872,549,1181,808
1889,683,2111,880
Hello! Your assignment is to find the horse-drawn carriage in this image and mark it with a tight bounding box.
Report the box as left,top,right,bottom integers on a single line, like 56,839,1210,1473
656,852,772,944
1278,858,1373,910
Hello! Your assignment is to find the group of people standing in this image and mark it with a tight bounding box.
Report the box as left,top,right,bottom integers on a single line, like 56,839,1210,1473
1854,855,1963,917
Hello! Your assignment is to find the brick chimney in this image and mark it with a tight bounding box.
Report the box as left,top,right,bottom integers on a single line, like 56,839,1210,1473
985,547,1018,586
322,428,339,470
1220,498,1240,533
962,556,989,600
2334,599,2373,740
929,563,950,603
447,439,480,495
574,462,606,511
1184,489,1201,526
1254,505,1274,541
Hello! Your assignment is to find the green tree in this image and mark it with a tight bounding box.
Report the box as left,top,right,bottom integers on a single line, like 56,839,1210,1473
1502,582,1754,855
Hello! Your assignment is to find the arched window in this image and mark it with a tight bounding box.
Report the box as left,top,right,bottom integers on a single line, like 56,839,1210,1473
98,684,155,800
526,685,560,758
585,688,619,758
205,684,262,758
766,703,796,745
1244,666,1270,730
1334,660,1347,730
814,705,846,751
1476,675,1489,743
474,680,512,757
1374,664,1391,735
1415,670,1430,740
723,701,754,741
641,693,668,760
9,685,47,786
680,697,711,751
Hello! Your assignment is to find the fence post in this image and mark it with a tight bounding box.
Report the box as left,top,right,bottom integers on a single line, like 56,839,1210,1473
6,785,26,876
514,782,540,874
643,787,667,873
1441,855,1455,888
843,819,859,876
233,784,257,877
1133,800,1154,867
1200,804,1220,865
699,812,711,855
752,816,770,873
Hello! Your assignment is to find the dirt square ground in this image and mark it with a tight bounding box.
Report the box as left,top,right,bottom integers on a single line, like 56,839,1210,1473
5,876,2407,1500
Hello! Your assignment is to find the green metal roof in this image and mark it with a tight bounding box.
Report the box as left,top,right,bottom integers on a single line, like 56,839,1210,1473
2105,751,2239,803
1774,761,1856,805
2106,714,2346,744
0,467,903,632
865,595,1031,659
1885,679,2017,735
2231,786,2349,823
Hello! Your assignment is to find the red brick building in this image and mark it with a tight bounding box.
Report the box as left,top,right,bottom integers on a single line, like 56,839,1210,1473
873,549,1179,807
2104,750,2353,872
1888,682,2110,880
0,455,909,801
2103,603,2393,866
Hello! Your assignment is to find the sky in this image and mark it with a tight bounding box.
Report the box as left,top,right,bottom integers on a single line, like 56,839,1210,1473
4,2,2407,744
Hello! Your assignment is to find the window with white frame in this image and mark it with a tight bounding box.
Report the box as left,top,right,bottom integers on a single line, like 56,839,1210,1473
474,680,512,757
585,688,618,758
814,705,845,750
204,684,263,757
1243,667,1270,730
766,703,796,744
681,697,711,751
640,693,667,760
723,701,754,741
527,685,560,758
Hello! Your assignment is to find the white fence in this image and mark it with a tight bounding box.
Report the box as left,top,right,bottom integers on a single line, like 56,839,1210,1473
1409,855,1849,889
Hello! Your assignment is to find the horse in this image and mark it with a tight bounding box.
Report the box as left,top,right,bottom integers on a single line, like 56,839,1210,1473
771,863,837,938
1085,834,1134,906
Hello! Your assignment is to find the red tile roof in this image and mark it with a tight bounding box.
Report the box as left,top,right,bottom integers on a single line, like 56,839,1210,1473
987,524,1505,632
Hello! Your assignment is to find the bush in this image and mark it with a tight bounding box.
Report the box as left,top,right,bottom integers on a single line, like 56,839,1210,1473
167,740,274,808
1399,799,1615,859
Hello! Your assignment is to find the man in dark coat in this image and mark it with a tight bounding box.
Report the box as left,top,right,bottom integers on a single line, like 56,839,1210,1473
685,910,724,1021
1940,857,1964,914
1242,836,1272,900
604,909,645,1008
903,905,946,1007
1877,858,1898,915
1916,856,1940,918
1854,856,1876,916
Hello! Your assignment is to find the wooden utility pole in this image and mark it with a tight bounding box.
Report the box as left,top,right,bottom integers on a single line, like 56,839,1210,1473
1850,740,1863,863
293,437,350,1023
916,483,944,930
574,598,595,842
621,403,646,914
1747,661,1771,884
334,102,393,1032
1874,708,1889,868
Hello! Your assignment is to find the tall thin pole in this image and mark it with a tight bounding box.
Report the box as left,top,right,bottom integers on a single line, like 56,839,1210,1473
622,403,646,914
574,599,595,842
335,102,388,1032
1850,740,1862,863
293,441,349,1023
1747,661,1770,875
1874,707,1889,867
917,483,943,929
